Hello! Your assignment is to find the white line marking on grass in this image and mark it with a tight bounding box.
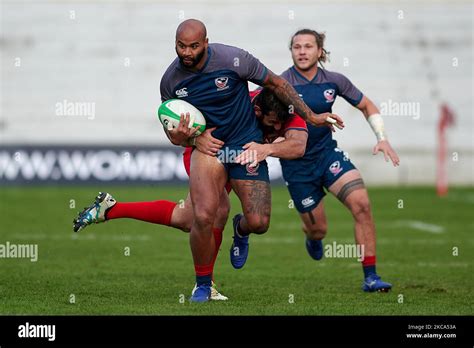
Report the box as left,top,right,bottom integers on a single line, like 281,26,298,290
445,193,474,204
339,238,447,245
416,262,469,268
394,220,445,234
251,236,463,246
347,262,469,268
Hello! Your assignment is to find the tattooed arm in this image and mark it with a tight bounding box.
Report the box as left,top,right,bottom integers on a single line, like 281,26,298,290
261,70,345,131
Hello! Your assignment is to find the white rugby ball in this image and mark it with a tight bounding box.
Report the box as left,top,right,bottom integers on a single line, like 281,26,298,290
157,99,206,136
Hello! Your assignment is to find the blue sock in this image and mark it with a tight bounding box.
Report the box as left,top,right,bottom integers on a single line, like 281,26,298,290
363,265,376,278
236,216,249,238
196,274,212,287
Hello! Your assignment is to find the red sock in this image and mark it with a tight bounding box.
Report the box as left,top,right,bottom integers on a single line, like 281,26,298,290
106,201,177,226
362,255,376,278
195,264,213,286
194,263,214,276
211,227,224,267
362,255,376,267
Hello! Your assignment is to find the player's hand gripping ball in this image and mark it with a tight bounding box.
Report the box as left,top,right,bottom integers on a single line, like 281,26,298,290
157,99,206,136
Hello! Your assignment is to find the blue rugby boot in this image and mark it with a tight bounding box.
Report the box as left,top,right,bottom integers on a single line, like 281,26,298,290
305,237,324,260
230,214,249,269
190,284,211,303
362,274,392,292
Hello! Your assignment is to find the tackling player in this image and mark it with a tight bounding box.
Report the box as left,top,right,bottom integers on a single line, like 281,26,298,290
72,88,308,300
280,29,399,292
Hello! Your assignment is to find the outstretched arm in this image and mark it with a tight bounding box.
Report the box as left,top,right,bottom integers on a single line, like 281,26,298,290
261,71,344,131
356,96,400,166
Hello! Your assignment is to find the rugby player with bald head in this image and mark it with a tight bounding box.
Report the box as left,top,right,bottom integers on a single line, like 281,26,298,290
161,19,344,302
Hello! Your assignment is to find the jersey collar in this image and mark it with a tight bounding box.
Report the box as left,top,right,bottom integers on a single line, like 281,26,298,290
291,65,320,84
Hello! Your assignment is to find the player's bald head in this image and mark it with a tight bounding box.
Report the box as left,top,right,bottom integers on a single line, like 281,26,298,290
176,19,207,42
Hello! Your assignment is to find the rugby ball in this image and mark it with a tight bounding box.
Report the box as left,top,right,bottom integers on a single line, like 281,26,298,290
157,99,206,136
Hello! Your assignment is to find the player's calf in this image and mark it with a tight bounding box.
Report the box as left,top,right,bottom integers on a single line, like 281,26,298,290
214,191,231,229
302,214,327,260
228,166,271,269
189,150,227,296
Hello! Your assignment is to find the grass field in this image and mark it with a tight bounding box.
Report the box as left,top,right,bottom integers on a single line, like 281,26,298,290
0,185,473,315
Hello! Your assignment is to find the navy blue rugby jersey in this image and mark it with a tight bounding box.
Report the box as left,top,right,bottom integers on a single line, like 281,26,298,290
279,67,363,182
160,43,269,146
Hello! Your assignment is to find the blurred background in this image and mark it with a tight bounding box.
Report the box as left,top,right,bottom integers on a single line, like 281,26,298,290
1,0,473,186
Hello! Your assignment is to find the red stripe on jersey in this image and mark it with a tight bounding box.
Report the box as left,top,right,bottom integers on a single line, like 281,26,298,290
282,114,307,133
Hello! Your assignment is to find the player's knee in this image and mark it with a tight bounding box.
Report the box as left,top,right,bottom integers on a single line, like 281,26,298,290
246,214,270,235
193,207,216,228
351,199,372,221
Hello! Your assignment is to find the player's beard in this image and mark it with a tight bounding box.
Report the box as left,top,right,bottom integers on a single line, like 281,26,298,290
295,59,318,72
177,48,206,69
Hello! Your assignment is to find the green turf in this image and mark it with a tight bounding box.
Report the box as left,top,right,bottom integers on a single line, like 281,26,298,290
0,185,473,315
